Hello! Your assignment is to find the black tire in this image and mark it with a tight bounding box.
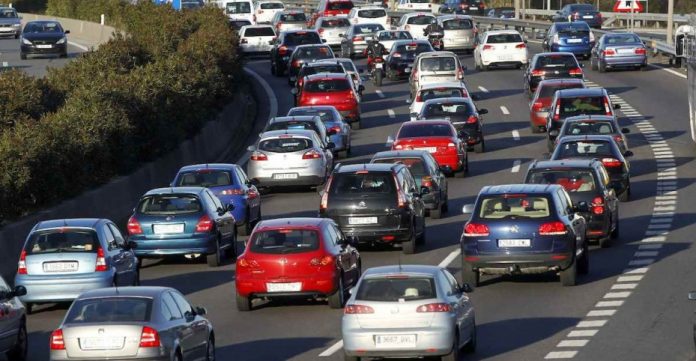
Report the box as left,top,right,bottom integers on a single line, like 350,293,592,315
430,206,442,219
454,167,466,178
610,214,620,240
24,303,33,315
60,52,68,58
238,209,251,236
591,58,598,71
578,241,589,275
618,188,629,202
206,238,223,267
236,291,252,311
206,337,216,361
174,351,183,361
225,230,237,259
461,259,479,288
481,64,489,71
416,223,426,245
338,149,349,158
474,139,485,153
547,139,555,153
531,124,542,133
441,333,460,361
463,322,477,353
14,33,19,39
20,53,26,60
344,353,360,361
328,276,345,309
402,226,416,254
374,70,383,87
6,321,27,361
560,259,577,286
599,60,606,73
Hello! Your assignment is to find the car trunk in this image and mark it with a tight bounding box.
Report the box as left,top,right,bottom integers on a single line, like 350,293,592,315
25,252,97,276
559,30,590,46
477,219,555,253
396,136,454,155
353,300,437,329
246,248,324,280
607,44,644,58
137,212,201,240
63,324,144,358
260,149,309,171
303,90,354,107
328,190,401,229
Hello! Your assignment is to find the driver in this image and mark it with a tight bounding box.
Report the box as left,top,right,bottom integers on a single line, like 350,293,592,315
423,18,444,38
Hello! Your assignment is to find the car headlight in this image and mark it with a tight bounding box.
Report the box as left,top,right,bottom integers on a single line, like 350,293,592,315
21,37,31,45
56,37,66,44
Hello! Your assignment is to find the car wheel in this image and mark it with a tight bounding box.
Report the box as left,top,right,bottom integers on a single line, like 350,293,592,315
461,259,479,288
344,353,360,361
531,124,542,133
24,303,33,315
640,64,647,71
599,60,606,73
174,350,183,361
591,57,598,71
454,167,466,178
547,139,555,153
270,62,276,75
20,53,26,60
236,291,252,311
416,223,426,245
463,321,477,353
7,321,27,361
206,336,216,361
402,226,416,254
60,52,68,58
441,333,459,361
206,238,223,267
225,229,237,259
618,188,629,202
328,275,345,309
338,149,349,158
474,138,485,153
430,206,442,219
578,241,590,275
560,259,578,286
611,214,620,240
481,64,489,71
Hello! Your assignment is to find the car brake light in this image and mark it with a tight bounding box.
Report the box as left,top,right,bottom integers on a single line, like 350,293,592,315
302,149,322,159
352,36,363,42
613,135,623,144
320,176,332,210
250,151,268,161
17,250,27,275
635,47,646,55
221,188,245,195
603,98,612,115
392,52,401,58
310,255,334,266
466,115,478,124
591,196,604,215
539,221,567,235
328,125,341,134
127,216,143,235
195,215,214,233
531,69,545,77
292,59,301,68
421,176,432,188
416,303,451,312
95,247,107,272
50,329,65,350
568,67,582,75
240,38,248,44
139,326,161,348
532,101,544,111
553,99,561,121
482,44,493,51
278,44,288,55
601,158,622,168
447,142,456,148
464,223,489,237
345,304,375,314
238,257,260,268
515,43,526,49
603,48,616,56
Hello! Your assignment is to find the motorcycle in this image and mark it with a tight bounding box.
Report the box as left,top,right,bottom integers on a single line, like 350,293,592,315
428,31,444,51
370,55,385,86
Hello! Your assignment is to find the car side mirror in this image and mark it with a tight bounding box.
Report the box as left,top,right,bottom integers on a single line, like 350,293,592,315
11,286,27,298
623,150,634,157
689,292,696,300
217,206,227,215
386,135,394,145
613,103,621,110
184,311,196,322
458,130,470,139
247,145,256,152
195,306,207,316
579,63,585,68
249,178,260,186
524,39,528,43
338,33,345,37
462,203,475,215
64,30,70,34
575,201,589,213
290,88,298,95
478,108,488,115
326,142,336,150
548,129,559,137
321,39,327,43
461,283,473,293
420,186,430,195
621,128,630,134
461,64,467,71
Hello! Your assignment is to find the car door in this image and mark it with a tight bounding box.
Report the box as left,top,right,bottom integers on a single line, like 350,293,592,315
322,224,350,287
102,224,129,286
108,223,137,285
161,292,196,359
330,224,359,285
426,153,447,203
235,166,261,217
558,189,585,246
171,291,209,360
597,165,619,221
0,277,16,352
438,270,465,340
442,269,474,342
206,191,234,243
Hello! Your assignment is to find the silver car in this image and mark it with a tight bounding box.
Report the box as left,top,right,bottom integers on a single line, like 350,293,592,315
0,276,27,361
314,16,351,47
287,105,352,157
340,23,385,58
247,129,334,188
0,7,21,38
438,15,476,52
271,10,307,32
263,115,332,147
49,287,214,361
409,51,465,99
342,265,476,361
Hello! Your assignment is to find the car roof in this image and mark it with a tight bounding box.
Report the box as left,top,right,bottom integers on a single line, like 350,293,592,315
419,81,467,90
355,6,386,11
77,286,171,299
256,217,328,230
538,78,585,86
260,129,317,139
422,96,474,105
240,25,274,30
363,264,441,277
529,159,597,170
178,163,237,172
555,87,606,97
484,29,521,35
372,150,430,159
535,51,576,58
271,115,318,122
336,163,400,173
563,115,616,123
144,187,206,196
437,14,473,20
282,29,318,35
289,105,340,112
404,12,435,17
294,43,330,49
307,59,344,66
401,119,451,126
417,51,458,58
305,73,350,81
26,20,62,25
481,184,562,195
557,135,617,142
35,218,103,231
351,22,384,28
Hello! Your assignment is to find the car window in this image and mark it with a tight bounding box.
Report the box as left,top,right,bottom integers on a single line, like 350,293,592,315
294,46,333,59
356,276,437,301
398,123,454,138
527,169,597,193
407,15,435,25
321,18,351,27
605,34,642,45
331,172,395,194
327,1,354,10
486,33,523,43
24,22,63,33
280,13,307,22
420,88,465,101
108,224,126,247
244,27,275,37
443,19,473,30
25,229,100,255
268,120,318,132
556,140,615,158
288,108,336,122
420,57,457,72
138,195,202,215
378,31,412,41
560,96,607,116
305,64,345,74
331,224,345,245
162,293,183,319
441,269,460,295
536,54,578,69
304,79,352,92
566,121,615,135
478,195,551,219
372,157,426,177
226,2,252,14
206,191,224,210
285,31,320,45
65,297,152,323
538,82,584,98
103,225,117,250
249,229,320,254
0,276,10,293
259,136,313,153
170,291,193,316
235,167,249,185
422,101,475,118
176,170,233,187
0,9,18,18
358,9,386,18
260,2,283,9
354,24,384,34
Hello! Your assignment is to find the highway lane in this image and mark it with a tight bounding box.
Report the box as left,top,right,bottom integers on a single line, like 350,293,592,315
0,37,84,77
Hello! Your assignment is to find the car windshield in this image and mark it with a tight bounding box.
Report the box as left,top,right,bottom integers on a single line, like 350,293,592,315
138,195,202,215
259,137,313,153
538,83,584,98
176,170,233,187
558,25,590,35
420,57,457,71
536,54,578,69
260,2,284,9
354,24,384,34
356,276,436,301
65,297,152,323
556,140,615,158
422,102,475,118
420,88,464,102
527,170,597,193
280,13,307,22
250,229,320,254
288,108,337,122
226,2,251,13
294,46,333,59
327,1,354,10
0,9,17,18
285,32,320,46
605,34,642,45
304,64,344,75
566,121,615,135
331,172,395,194
399,123,453,138
410,0,430,4
338,60,357,72
486,33,523,43
372,157,426,177
358,9,386,18
560,96,607,116
394,42,432,55
230,20,252,28
25,229,100,255
244,27,275,37
304,79,351,92
478,195,551,219
266,120,318,133
443,19,473,30
378,31,411,40
24,22,62,33
321,18,350,27
407,15,434,25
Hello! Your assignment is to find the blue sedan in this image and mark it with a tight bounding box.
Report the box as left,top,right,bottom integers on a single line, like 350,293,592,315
591,32,647,72
543,21,595,59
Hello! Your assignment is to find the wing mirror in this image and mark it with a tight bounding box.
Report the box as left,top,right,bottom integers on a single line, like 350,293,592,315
410,113,417,121
420,186,430,195
613,103,621,110
461,283,473,293
478,108,488,115
358,85,365,93
462,203,475,215
125,240,138,250
247,145,256,152
195,306,208,316
64,30,70,34
623,150,634,157
621,128,630,134
2,285,28,300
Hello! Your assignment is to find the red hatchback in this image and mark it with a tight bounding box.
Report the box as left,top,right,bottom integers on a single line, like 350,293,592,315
235,217,361,311
529,78,586,133
389,120,468,177
294,73,362,128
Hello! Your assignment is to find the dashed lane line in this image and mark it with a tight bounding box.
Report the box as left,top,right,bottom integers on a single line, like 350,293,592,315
318,340,343,357
511,160,522,173
500,105,510,115
511,130,520,140
388,109,396,118
439,249,462,268
376,89,385,98
478,86,489,93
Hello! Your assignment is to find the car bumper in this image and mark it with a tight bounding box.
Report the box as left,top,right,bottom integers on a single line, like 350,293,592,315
434,153,465,173
338,109,360,122
443,37,475,50
350,43,368,55
462,250,575,274
248,174,325,187
236,272,338,297
21,43,67,56
330,134,348,151
388,62,413,77
340,225,412,243
531,111,549,127
480,53,527,66
131,234,217,257
604,55,647,67
0,27,20,36
551,44,592,56
51,349,169,361
422,190,443,209
343,323,454,357
16,272,113,303
240,44,272,53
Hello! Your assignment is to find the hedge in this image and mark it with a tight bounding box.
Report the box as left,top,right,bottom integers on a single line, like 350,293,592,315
0,2,240,221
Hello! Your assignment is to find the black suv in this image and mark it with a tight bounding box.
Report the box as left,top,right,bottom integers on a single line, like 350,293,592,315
370,150,448,219
524,52,583,95
440,0,486,15
525,159,619,248
319,163,427,254
270,30,323,77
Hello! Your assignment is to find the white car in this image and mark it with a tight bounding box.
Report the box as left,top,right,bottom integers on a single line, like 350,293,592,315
474,30,529,70
223,0,256,24
271,10,308,32
253,0,284,23
409,81,470,119
375,30,413,51
347,6,389,28
314,17,351,46
397,12,436,40
396,0,433,12
239,25,276,53
334,57,364,96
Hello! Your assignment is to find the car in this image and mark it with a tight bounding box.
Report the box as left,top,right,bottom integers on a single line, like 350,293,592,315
524,52,583,95
546,87,620,150
410,51,465,99
340,23,386,58
552,3,602,29
460,184,589,288
180,0,204,9
374,30,413,52
20,20,69,59
293,73,362,127
342,265,476,361
127,187,237,267
48,287,214,361
396,12,436,40
334,57,364,95
542,21,595,59
396,0,433,12
287,44,335,85
591,32,648,72
439,0,486,15
437,15,476,52
473,29,528,70
223,0,255,25
346,6,389,28
293,60,346,91
371,150,449,218
264,115,333,148
525,159,620,247
385,39,434,81
270,30,323,76
271,10,308,33
550,135,633,201
486,7,515,18
0,276,27,361
235,217,361,311
253,0,284,23
14,219,138,313
287,105,353,157
409,81,470,118
238,25,276,54
0,7,22,38
228,19,253,29
315,0,355,20
319,163,427,254
388,119,469,177
170,164,262,236
314,16,352,47
416,97,488,153
247,129,334,188
555,115,630,153
529,78,586,133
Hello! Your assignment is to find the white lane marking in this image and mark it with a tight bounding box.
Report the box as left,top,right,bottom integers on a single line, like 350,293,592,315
634,251,659,258
577,320,607,328
67,40,89,51
500,105,510,115
638,244,663,250
647,63,688,79
376,89,385,98
241,66,278,165
478,86,489,93
558,339,589,347
617,275,644,282
628,258,654,266
546,351,578,359
512,130,520,140
604,291,631,299
318,340,344,357
623,267,649,274
596,300,624,308
388,109,396,118
587,309,616,317
611,283,637,290
568,330,598,337
511,160,521,173
439,249,461,268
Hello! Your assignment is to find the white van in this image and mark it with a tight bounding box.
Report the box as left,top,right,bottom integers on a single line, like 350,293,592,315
253,1,284,23
396,0,432,12
347,7,388,28
239,25,276,53
223,0,255,24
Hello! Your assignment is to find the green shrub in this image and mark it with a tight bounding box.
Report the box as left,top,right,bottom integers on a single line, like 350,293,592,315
0,70,57,133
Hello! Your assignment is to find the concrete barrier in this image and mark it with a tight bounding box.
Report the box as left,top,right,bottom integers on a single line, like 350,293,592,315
20,13,117,49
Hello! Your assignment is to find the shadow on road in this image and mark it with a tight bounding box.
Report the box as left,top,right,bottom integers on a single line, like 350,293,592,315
216,337,334,361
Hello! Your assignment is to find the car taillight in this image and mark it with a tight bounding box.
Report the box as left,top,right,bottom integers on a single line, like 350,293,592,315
240,38,248,44
139,326,161,348
352,36,363,42
292,59,301,68
250,151,268,161
17,250,27,275
345,304,375,314
392,52,401,58
467,115,478,124
603,48,616,56
127,216,143,235
95,247,107,272
591,196,604,215
50,329,65,350
416,303,452,312
601,157,623,168
221,188,245,195
603,98,612,116
238,257,260,268
464,223,489,237
482,44,493,51
415,93,422,102
532,101,544,111
553,99,561,121
635,47,646,55
515,43,526,49
421,175,432,188
195,215,214,233
539,221,567,235
531,69,545,77
394,142,404,150
278,44,288,55
302,149,322,159
568,67,582,75
328,125,341,134
613,135,623,144
457,68,463,80
310,255,334,266
447,142,456,148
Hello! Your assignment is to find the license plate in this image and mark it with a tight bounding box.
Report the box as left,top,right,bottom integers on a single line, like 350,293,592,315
36,44,53,49
80,337,124,350
469,6,478,9
498,239,531,247
618,48,634,54
349,216,378,225
375,63,383,69
497,55,513,61
583,15,593,19
416,147,437,153
43,262,78,273
266,282,302,292
273,173,298,180
567,38,583,43
153,223,185,234
404,67,412,73
375,334,417,348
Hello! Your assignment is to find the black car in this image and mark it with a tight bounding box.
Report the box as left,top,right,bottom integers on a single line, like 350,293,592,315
460,184,589,288
20,20,69,59
229,19,252,30
440,0,486,16
270,30,324,77
550,135,632,201
552,3,602,29
417,97,488,153
556,115,630,153
370,150,448,219
524,52,583,95
319,163,427,254
525,159,619,248
385,40,433,81
286,44,335,85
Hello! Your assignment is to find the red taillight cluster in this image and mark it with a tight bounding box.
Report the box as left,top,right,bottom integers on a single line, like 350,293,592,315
553,99,561,121
50,329,65,350
603,49,616,56
139,326,161,348
515,43,526,49
568,67,583,76
195,215,214,233
482,44,493,51
466,115,478,124
532,101,544,111
531,69,545,77
464,223,489,237
127,216,143,235
302,149,323,159
352,36,363,42
95,247,107,272
17,250,27,275
221,188,245,195
278,44,288,55
538,221,567,235
250,151,268,161
635,47,646,55
591,196,604,215
415,93,422,102
416,303,452,313
601,157,622,168
310,255,334,266
613,135,623,144
318,27,325,34
344,304,375,314
328,125,341,134
320,176,333,211
237,257,260,268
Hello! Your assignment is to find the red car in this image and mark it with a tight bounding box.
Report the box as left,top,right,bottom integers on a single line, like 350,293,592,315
235,217,361,311
293,73,362,129
310,0,355,27
529,78,586,133
389,120,468,177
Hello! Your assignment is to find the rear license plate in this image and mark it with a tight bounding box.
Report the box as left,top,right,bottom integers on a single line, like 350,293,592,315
153,223,185,234
497,55,513,61
80,337,124,350
567,38,583,43
498,239,531,247
375,334,417,348
404,67,412,73
266,282,302,292
416,147,437,153
36,44,53,49
618,48,634,54
375,63,383,69
469,6,478,9
349,217,378,225
583,15,593,19
273,173,298,180
43,262,78,273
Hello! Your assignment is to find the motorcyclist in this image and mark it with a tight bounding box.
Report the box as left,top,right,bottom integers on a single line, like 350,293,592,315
365,36,386,70
423,18,444,38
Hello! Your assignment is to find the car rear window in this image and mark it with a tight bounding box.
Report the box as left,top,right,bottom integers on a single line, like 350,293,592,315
280,13,307,22
25,229,100,255
288,108,336,121
420,57,457,72
378,31,412,41
226,2,251,14
356,276,436,301
399,123,453,138
527,170,597,193
330,172,395,194
558,26,590,35
605,34,642,45
338,60,356,72
327,1,354,10
372,157,426,177
260,2,284,9
294,46,333,59
230,20,252,29
486,33,523,43
560,96,607,116
536,54,578,69
422,101,475,118
176,170,233,187
420,88,465,102
538,82,584,98
556,140,615,158
304,79,351,92
478,195,551,219
565,121,615,135
443,19,473,30
407,15,435,25
259,137,313,153
321,18,350,27
138,195,202,215
304,64,344,75
354,23,385,34
358,9,386,18
249,229,320,254
0,9,18,18
244,27,275,37
266,120,318,133
394,42,432,55
65,297,152,323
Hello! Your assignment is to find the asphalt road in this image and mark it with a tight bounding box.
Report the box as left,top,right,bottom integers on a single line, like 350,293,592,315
0,37,85,77
13,39,695,361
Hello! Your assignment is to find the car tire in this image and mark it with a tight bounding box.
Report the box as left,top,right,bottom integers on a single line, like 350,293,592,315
560,259,578,286
344,353,360,361
238,209,251,236
461,259,479,288
205,337,216,361
416,223,426,245
206,238,223,267
578,241,590,275
599,60,606,73
610,215,620,240
591,58,598,71
454,167,466,178
481,64,489,71
174,350,183,361
430,206,442,219
236,291,252,311
338,149,349,158
20,53,26,60
463,321,477,353
402,226,416,254
441,333,459,361
474,138,485,153
7,321,27,361
547,139,555,153
60,52,68,58
328,275,345,309
24,303,33,315
618,188,629,202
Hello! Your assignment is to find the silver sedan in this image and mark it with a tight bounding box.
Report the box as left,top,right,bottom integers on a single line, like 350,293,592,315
340,23,386,58
49,286,214,361
286,105,352,157
342,264,476,361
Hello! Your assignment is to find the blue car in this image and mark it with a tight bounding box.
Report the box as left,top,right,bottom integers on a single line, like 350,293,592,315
543,21,595,59
171,163,261,236
591,32,647,72
460,184,588,288
127,187,237,267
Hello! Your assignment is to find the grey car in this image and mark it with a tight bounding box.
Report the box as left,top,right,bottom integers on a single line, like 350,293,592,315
15,218,139,314
49,287,214,361
287,105,352,157
0,7,21,38
342,265,476,361
340,23,385,58
591,32,648,72
0,276,27,361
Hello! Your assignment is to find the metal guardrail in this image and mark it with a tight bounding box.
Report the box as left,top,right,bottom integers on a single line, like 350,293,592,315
521,8,690,24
